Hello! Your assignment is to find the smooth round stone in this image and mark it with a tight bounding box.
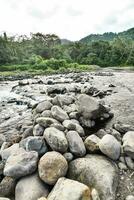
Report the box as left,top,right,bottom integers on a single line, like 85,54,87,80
38,151,68,185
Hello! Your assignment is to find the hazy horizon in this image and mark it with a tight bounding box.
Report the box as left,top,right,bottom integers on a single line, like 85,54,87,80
0,0,134,40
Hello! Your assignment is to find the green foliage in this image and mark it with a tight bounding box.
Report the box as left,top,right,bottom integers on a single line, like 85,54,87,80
0,28,134,70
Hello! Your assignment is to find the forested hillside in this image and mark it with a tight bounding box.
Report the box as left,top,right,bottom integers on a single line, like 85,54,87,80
0,28,134,71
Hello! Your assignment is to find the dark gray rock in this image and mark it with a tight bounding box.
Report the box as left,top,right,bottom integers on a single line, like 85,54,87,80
66,131,86,157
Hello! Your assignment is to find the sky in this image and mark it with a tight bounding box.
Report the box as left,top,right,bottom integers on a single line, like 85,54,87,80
0,0,134,40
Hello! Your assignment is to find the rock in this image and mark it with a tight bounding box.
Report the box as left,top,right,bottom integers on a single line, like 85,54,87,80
63,120,85,137
46,86,66,95
41,110,52,118
0,134,6,147
36,101,52,113
0,161,4,175
95,129,107,139
126,195,134,200
38,198,47,200
4,150,38,178
113,123,134,134
63,152,74,162
51,106,69,122
105,128,121,141
15,173,49,200
0,176,16,197
123,131,134,159
0,198,11,200
44,127,68,153
84,135,100,153
36,117,58,128
99,134,121,160
69,112,78,119
91,188,100,200
22,127,33,139
33,124,44,136
20,136,48,156
47,177,91,200
76,94,108,120
38,151,68,185
66,131,86,157
63,104,77,114
0,143,20,161
68,155,119,200
118,162,128,170
50,123,65,131
52,95,74,106
125,156,134,170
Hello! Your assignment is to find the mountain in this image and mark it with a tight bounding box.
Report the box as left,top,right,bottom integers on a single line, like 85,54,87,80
61,39,72,45
80,27,134,44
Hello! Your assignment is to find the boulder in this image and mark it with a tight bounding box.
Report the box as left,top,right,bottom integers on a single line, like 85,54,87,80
66,131,86,157
38,151,68,185
63,120,85,137
123,131,134,159
36,101,52,113
47,177,91,200
76,94,107,120
44,127,68,153
51,106,69,122
99,134,121,160
84,134,100,153
113,123,134,134
0,143,22,161
63,152,74,162
41,110,52,118
68,155,119,200
36,117,58,128
4,150,38,178
15,173,49,200
20,136,48,156
52,95,74,106
33,124,44,136
0,176,16,197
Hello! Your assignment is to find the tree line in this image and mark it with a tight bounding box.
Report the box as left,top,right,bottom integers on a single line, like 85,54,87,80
0,32,134,70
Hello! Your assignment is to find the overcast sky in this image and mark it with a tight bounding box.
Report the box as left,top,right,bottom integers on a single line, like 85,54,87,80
0,0,134,40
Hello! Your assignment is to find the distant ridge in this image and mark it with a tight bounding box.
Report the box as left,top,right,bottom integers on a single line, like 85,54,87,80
79,27,134,44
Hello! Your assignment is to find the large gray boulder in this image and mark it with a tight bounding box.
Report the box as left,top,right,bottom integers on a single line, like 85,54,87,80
36,101,52,113
47,177,91,200
76,94,107,120
66,131,86,157
68,155,119,200
38,151,68,185
4,150,38,178
15,173,49,200
44,127,68,153
123,131,134,159
51,106,69,122
36,117,59,128
99,134,121,160
20,136,48,156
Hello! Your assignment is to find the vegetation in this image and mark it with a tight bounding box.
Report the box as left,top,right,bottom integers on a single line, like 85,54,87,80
0,28,134,74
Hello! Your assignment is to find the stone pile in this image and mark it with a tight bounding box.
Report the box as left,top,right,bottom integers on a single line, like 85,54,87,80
0,93,134,200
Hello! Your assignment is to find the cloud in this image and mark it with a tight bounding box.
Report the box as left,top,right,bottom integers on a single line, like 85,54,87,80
0,0,134,40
